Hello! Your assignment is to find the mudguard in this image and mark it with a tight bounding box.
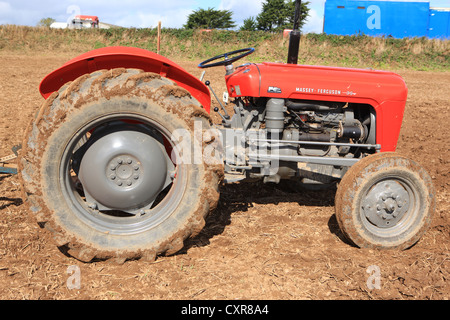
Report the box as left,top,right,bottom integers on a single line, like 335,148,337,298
39,46,211,112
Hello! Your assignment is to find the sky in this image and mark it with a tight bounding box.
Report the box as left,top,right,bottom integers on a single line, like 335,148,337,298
0,0,448,33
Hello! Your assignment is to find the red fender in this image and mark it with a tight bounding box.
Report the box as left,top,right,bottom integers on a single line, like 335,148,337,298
39,46,211,112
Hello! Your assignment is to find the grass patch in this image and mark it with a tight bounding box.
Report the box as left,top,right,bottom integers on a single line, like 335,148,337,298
0,25,448,71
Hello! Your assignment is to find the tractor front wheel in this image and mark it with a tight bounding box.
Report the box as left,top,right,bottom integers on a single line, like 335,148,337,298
335,152,435,250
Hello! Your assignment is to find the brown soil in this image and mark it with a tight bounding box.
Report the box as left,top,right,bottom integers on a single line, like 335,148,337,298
0,53,448,300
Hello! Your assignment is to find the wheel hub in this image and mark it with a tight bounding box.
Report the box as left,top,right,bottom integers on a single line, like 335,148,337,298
107,155,141,187
77,125,174,215
362,180,410,228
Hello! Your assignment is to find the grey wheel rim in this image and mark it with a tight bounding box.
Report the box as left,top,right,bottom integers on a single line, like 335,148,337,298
360,175,420,237
59,113,187,235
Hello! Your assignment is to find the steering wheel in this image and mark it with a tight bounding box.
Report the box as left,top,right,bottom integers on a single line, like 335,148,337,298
198,48,255,68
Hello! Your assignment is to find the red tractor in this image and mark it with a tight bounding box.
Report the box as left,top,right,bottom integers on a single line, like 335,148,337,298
18,6,435,263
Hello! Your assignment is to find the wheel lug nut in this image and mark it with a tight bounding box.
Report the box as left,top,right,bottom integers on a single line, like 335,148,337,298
133,174,139,180
116,181,123,186
117,159,123,164
126,180,132,186
133,165,139,171
110,174,116,180
88,202,97,210
127,158,133,164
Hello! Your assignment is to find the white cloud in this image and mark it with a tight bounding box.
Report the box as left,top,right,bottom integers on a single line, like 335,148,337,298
116,8,193,28
303,8,324,33
0,1,13,24
218,0,262,26
0,0,197,27
0,1,69,25
0,1,11,12
74,0,196,28
303,0,325,33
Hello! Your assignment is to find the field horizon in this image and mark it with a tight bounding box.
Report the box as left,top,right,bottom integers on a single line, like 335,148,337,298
0,25,448,71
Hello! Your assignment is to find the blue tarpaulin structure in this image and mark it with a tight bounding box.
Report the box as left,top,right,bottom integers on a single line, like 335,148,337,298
323,0,450,39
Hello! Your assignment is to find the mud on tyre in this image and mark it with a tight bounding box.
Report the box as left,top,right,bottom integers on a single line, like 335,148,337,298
19,68,223,263
335,152,435,250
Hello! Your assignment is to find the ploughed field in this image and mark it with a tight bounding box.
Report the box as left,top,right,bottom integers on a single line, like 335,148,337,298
0,53,448,299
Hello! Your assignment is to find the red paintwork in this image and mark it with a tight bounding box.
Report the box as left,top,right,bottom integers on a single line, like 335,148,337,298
39,46,211,112
41,47,407,152
75,15,99,23
225,62,408,152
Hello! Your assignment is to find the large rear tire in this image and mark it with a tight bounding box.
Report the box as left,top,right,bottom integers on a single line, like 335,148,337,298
335,152,435,250
19,68,223,262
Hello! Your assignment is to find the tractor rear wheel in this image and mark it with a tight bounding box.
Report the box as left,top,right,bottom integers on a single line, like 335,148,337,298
19,68,223,262
335,152,435,250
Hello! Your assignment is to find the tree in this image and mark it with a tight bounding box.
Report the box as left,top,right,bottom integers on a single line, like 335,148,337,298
37,17,55,28
240,17,258,31
255,0,310,32
184,8,236,29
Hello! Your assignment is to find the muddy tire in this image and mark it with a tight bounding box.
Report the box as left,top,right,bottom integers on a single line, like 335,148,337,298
19,68,223,263
335,152,435,250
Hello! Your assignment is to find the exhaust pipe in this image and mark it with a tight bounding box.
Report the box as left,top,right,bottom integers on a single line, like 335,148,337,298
287,0,302,64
